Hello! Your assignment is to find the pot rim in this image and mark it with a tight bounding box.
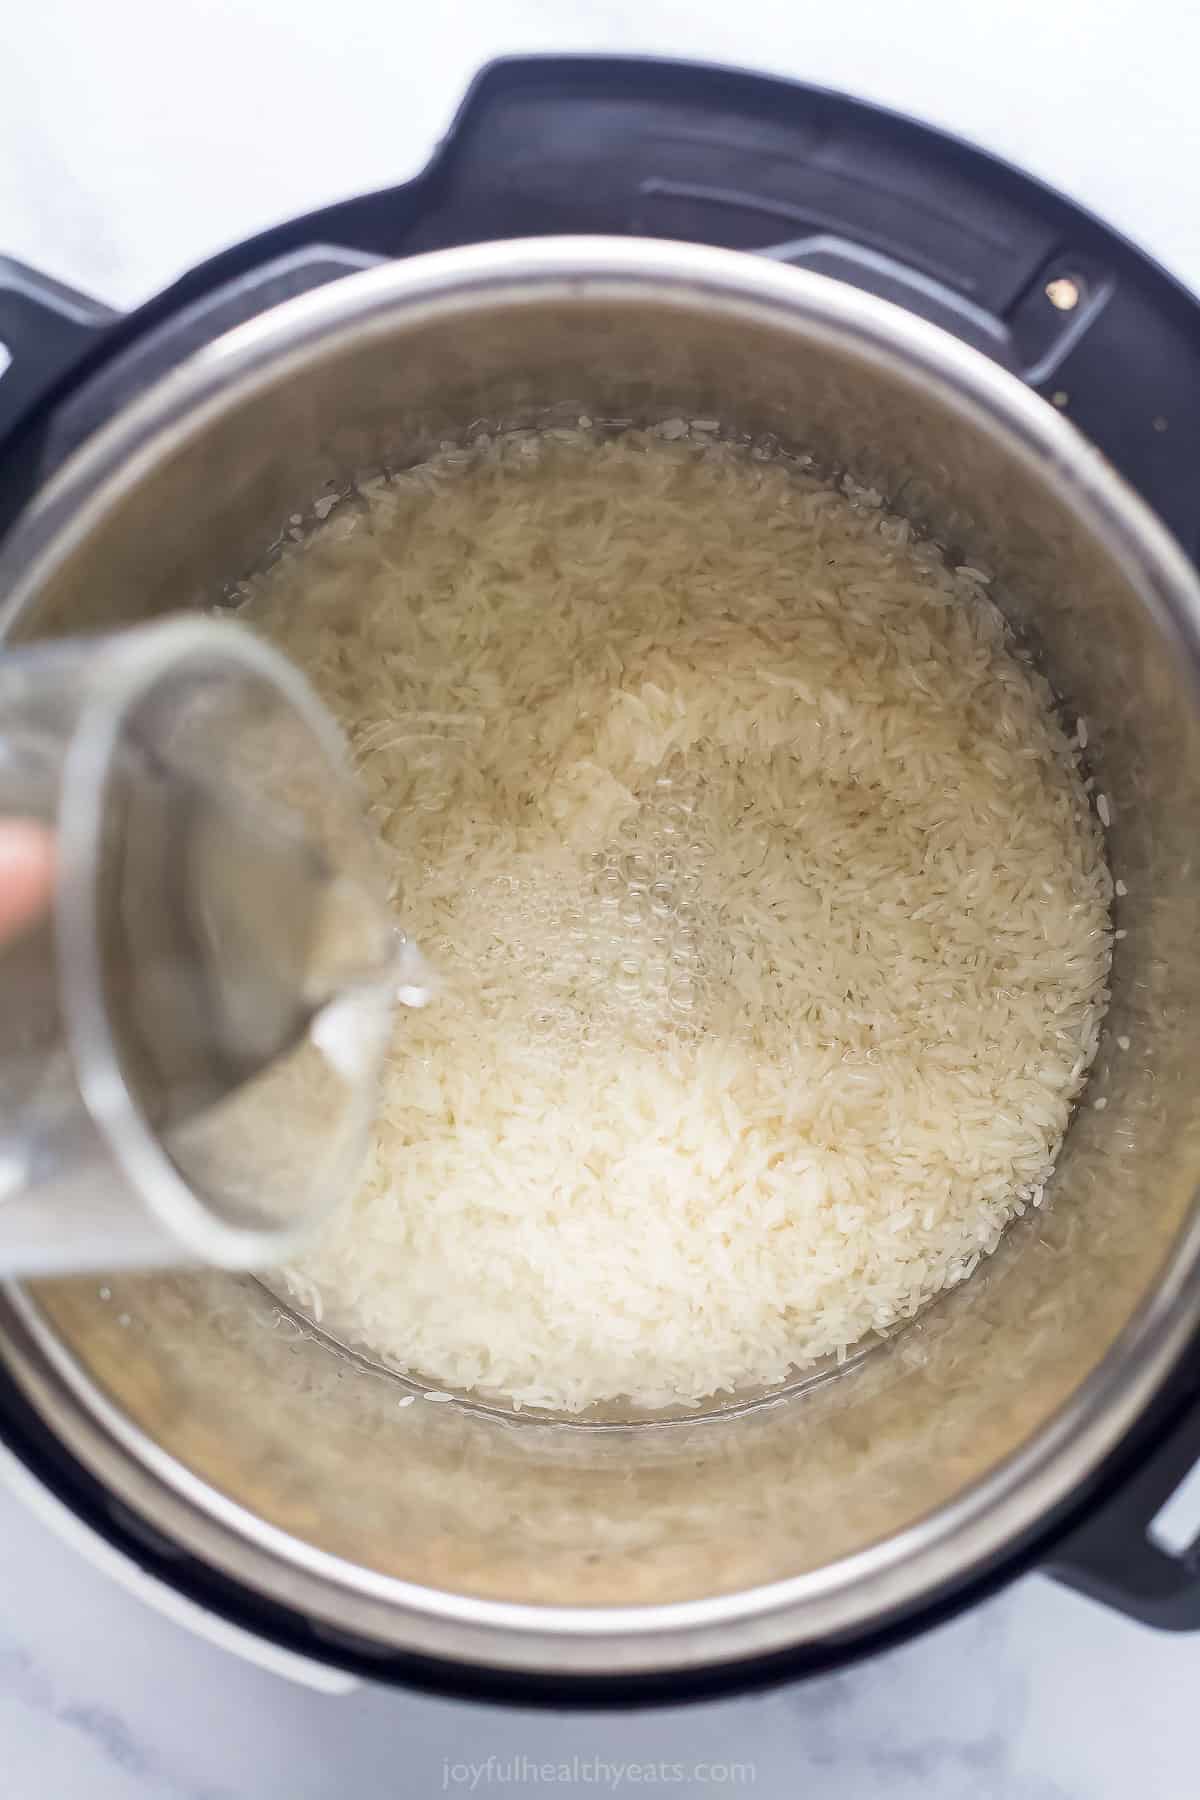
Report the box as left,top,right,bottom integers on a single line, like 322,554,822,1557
3,236,1200,1677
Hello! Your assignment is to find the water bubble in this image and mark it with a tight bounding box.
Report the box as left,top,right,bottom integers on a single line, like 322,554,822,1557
598,869,624,907
649,882,674,917
669,979,697,1012
657,850,679,880
621,850,653,888
616,957,641,996
619,892,647,928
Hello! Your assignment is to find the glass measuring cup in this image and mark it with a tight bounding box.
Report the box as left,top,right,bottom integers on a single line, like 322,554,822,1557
0,615,398,1276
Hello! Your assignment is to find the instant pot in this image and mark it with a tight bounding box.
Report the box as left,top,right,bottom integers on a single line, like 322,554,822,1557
3,56,1200,1706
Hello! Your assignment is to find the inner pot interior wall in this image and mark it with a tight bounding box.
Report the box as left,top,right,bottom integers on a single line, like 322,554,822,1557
8,286,1200,1611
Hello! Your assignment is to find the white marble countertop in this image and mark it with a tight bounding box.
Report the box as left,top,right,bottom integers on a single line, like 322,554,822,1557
2,1479,1197,1800
3,1,1200,1792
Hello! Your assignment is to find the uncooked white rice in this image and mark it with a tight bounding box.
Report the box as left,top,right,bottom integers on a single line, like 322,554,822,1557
239,427,1112,1414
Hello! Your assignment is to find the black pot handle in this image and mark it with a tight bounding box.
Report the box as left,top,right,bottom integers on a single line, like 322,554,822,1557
4,59,1200,556
1048,1384,1200,1629
397,55,1200,557
0,257,117,447
0,248,382,539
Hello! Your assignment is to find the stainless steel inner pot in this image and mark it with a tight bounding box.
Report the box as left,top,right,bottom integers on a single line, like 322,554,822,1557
3,238,1200,1681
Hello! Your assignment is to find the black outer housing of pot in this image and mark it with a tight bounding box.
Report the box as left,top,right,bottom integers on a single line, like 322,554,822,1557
2,55,1200,1702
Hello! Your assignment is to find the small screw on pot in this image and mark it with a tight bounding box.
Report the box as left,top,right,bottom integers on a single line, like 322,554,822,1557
1045,275,1084,311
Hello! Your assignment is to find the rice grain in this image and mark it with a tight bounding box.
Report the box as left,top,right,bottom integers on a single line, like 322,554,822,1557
240,430,1112,1413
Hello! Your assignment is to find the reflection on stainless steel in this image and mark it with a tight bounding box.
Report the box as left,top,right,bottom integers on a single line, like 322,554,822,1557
1,239,1199,1678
